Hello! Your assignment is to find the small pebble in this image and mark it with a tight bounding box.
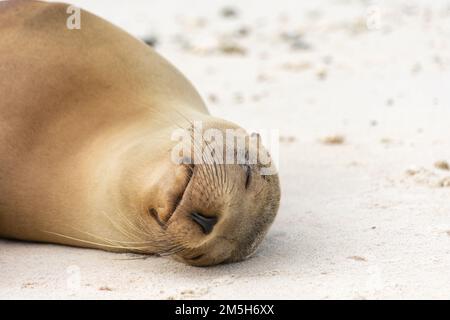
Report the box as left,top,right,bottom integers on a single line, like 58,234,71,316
221,7,238,18
434,161,450,171
142,35,159,47
347,256,367,262
218,42,247,55
321,135,345,145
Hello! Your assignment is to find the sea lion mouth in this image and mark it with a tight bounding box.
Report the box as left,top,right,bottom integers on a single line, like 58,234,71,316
149,164,194,228
169,164,194,220
164,188,185,224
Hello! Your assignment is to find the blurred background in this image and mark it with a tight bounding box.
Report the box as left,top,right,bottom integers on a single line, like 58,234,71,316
62,0,450,140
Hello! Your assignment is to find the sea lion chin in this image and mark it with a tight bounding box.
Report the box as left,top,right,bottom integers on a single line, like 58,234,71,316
0,1,281,266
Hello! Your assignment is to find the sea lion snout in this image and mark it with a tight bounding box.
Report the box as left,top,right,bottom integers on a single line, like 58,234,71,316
161,140,281,267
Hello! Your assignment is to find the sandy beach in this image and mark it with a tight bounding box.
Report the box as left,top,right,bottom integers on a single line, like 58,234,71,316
1,0,450,299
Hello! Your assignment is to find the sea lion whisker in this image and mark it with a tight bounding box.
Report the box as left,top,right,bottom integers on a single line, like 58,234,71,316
157,246,186,257
43,231,152,252
114,256,151,261
120,206,161,238
70,227,156,246
101,209,148,242
109,206,165,241
203,138,225,191
183,121,220,188
102,208,171,251
202,138,222,190
190,134,219,192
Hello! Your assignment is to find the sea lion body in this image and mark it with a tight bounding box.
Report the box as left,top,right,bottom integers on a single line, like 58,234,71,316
0,1,280,266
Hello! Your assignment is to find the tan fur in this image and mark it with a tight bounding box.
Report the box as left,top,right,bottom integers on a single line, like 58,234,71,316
0,1,280,266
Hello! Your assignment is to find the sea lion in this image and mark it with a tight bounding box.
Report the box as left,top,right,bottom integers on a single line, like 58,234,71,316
0,0,280,266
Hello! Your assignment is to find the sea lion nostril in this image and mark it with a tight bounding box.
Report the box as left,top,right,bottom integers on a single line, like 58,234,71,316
190,212,218,235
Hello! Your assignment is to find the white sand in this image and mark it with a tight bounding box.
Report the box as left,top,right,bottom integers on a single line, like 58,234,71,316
1,0,450,299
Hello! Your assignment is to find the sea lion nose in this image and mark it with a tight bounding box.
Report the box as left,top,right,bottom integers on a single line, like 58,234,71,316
190,212,218,234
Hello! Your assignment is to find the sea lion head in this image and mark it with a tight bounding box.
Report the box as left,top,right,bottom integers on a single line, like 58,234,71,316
145,121,281,266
